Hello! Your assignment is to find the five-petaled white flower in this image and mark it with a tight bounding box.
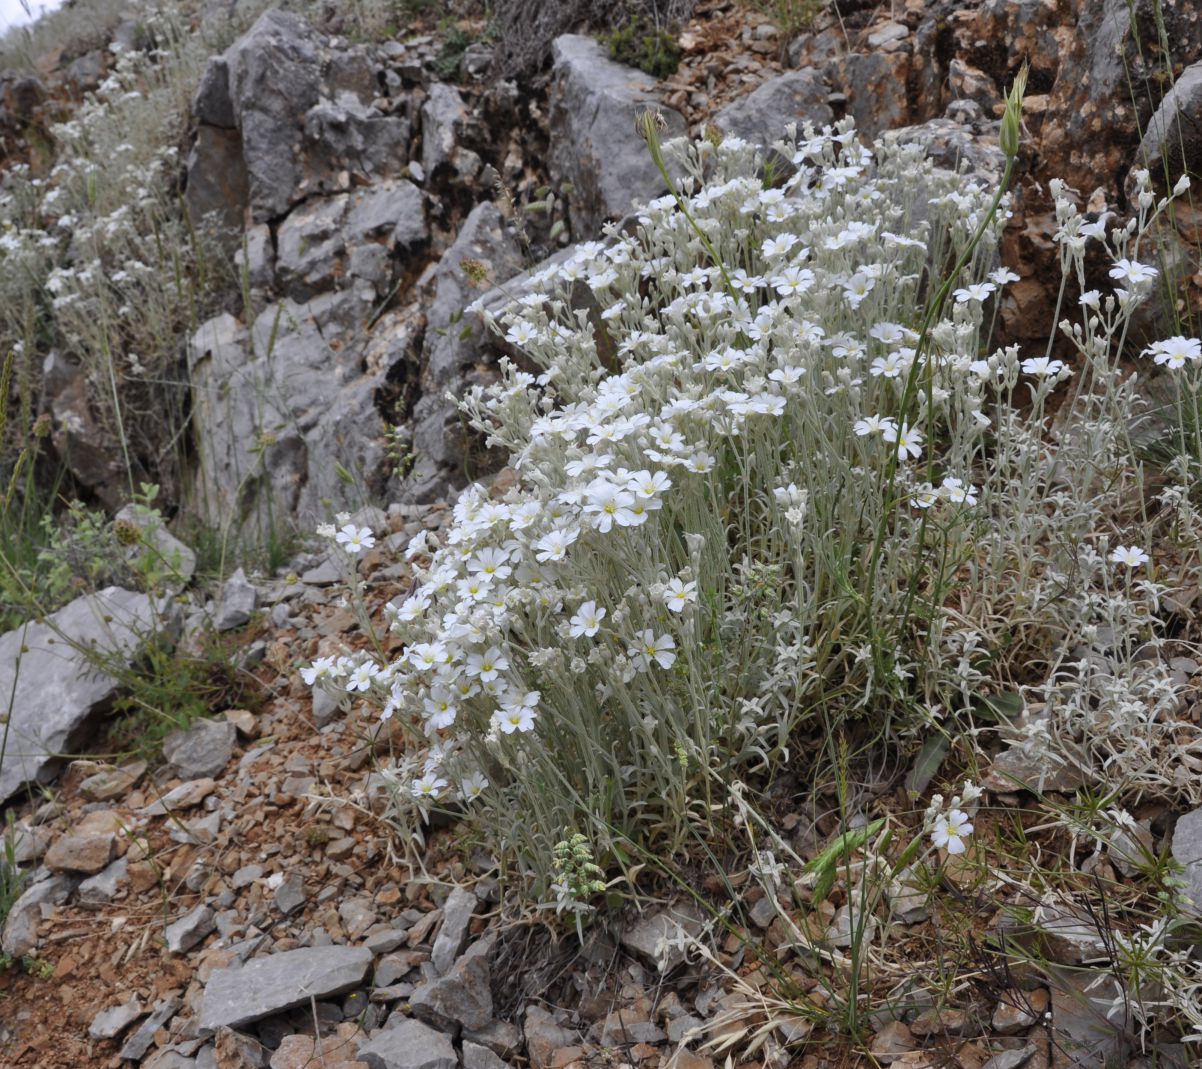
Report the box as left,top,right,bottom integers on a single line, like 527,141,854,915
663,578,698,613
570,600,606,638
411,772,448,799
953,282,996,303
1109,258,1158,286
1021,357,1065,378
931,808,974,854
466,645,509,682
1145,336,1201,370
1109,545,1149,568
627,630,677,671
336,524,375,553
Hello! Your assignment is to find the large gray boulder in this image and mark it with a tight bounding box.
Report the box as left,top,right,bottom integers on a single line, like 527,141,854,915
223,9,324,220
402,200,523,503
0,588,174,804
1134,60,1202,195
200,945,373,1032
548,35,687,235
711,69,833,150
186,290,395,535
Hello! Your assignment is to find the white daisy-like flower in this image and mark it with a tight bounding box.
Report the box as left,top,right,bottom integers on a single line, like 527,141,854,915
931,808,973,854
335,524,375,553
663,578,698,613
1109,545,1149,568
569,600,606,638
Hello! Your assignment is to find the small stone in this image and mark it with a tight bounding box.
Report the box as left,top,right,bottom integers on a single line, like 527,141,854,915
524,1006,578,1069
909,1007,974,1037
619,902,704,972
224,709,258,738
232,864,263,890
992,989,1047,1034
88,996,144,1040
339,897,376,939
213,1025,267,1067
597,1008,666,1046
364,928,408,954
121,997,182,1061
200,946,373,1032
870,1021,916,1061
78,856,129,907
326,837,356,861
142,778,218,815
45,828,117,875
410,938,494,1031
430,884,476,974
214,568,258,631
749,895,777,928
80,760,147,801
163,719,237,780
357,1017,457,1069
462,1040,508,1069
275,872,306,915
981,1048,1035,1069
1171,807,1202,916
166,904,217,954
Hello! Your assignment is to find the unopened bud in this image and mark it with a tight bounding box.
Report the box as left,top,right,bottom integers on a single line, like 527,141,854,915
1000,63,1028,160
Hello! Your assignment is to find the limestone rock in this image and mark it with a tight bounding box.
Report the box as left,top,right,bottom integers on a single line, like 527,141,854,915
0,587,174,804
1,873,77,956
166,903,217,954
214,568,258,631
619,902,704,972
547,34,687,235
200,946,373,1032
163,719,237,780
88,996,144,1040
409,937,494,1031
710,69,832,150
357,1017,457,1069
223,9,323,220
1171,807,1202,916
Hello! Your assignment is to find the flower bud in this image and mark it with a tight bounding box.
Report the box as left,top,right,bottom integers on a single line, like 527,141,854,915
1000,63,1028,159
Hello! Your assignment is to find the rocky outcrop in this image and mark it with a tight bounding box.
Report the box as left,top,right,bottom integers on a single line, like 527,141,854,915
548,35,687,234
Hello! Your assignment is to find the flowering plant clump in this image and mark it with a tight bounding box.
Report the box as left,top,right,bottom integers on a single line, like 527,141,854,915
308,120,1202,893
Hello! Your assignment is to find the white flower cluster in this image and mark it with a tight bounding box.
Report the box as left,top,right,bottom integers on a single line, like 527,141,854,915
307,123,1202,884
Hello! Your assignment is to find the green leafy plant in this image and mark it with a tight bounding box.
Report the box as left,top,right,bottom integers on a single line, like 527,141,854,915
602,20,682,79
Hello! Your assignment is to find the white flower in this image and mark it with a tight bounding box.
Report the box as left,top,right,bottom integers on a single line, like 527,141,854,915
466,645,509,682
459,771,489,801
910,483,939,509
940,477,978,506
1109,545,1149,568
505,319,540,346
346,661,379,693
663,578,698,613
584,482,636,533
988,267,1020,286
870,352,906,378
628,469,672,498
1109,258,1158,286
1078,290,1101,309
882,421,923,460
931,809,973,854
770,265,815,297
854,414,894,438
627,630,677,671
1020,356,1066,378
570,600,606,638
493,693,538,733
953,282,996,303
411,772,448,799
335,524,375,553
1145,336,1201,370
535,526,580,562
